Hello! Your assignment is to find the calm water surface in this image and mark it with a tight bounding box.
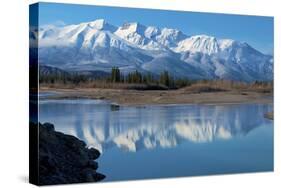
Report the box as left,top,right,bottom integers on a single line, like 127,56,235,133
39,98,273,181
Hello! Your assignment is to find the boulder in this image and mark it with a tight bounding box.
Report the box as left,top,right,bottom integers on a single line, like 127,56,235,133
35,122,105,185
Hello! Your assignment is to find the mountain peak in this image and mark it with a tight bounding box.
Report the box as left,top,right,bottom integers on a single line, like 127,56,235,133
118,22,146,35
86,19,117,32
175,34,220,55
144,26,160,38
88,19,105,27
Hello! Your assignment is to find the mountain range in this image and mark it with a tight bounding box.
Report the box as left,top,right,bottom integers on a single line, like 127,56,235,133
31,19,273,81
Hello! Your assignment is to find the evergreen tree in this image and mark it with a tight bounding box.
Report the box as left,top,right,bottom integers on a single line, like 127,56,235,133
111,67,121,83
160,71,170,87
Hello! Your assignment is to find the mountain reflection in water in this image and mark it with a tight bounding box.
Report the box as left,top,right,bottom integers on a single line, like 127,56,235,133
39,99,272,153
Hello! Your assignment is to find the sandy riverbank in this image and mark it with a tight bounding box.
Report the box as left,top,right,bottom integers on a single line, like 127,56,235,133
39,87,273,106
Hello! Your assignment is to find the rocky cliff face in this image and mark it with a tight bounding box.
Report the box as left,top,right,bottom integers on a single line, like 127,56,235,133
33,122,105,185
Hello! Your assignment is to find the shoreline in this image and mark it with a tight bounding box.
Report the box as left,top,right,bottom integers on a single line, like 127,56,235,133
39,87,273,106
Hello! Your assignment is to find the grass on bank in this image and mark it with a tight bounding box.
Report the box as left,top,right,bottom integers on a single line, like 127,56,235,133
39,67,273,93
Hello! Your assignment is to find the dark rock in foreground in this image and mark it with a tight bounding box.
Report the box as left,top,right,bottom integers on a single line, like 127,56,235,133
34,122,105,185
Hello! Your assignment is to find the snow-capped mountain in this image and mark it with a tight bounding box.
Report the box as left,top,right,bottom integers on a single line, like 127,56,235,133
31,19,273,81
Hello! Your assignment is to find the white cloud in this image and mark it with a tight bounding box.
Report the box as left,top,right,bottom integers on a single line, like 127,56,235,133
41,20,66,29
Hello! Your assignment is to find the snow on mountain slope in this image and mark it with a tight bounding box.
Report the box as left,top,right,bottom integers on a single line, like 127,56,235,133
114,22,188,51
37,19,156,72
39,19,121,48
115,22,168,51
141,55,206,79
155,28,188,48
34,19,273,81
174,35,220,55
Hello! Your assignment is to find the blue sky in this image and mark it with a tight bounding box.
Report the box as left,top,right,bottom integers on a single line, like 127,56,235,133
35,2,273,55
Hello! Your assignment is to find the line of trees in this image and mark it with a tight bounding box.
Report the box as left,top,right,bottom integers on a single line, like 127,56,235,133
39,73,90,85
39,67,192,89
109,67,192,88
39,67,273,90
